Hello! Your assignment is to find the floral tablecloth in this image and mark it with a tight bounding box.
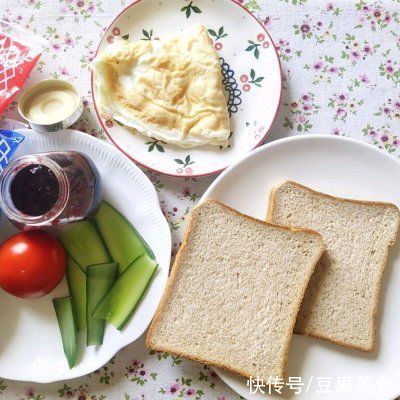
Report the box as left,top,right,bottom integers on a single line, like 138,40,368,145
1,0,400,399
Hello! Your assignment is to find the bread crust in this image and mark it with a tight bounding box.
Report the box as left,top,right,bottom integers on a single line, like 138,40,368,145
268,181,400,229
267,180,400,352
146,199,325,382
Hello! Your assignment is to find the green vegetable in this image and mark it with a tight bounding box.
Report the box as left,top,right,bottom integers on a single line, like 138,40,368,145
59,221,110,271
66,256,86,331
94,201,154,274
86,262,118,346
93,254,158,330
53,297,78,369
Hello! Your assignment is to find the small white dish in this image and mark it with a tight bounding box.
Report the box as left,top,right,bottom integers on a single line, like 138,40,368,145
201,135,400,400
0,129,171,383
18,80,83,133
91,0,282,177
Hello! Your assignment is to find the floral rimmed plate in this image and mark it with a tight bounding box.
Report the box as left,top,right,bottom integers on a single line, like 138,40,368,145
91,0,282,177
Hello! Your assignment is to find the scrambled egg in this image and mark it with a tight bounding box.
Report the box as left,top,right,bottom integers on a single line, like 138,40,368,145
92,24,230,148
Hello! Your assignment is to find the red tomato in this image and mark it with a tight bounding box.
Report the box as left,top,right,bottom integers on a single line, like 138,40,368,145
0,231,66,299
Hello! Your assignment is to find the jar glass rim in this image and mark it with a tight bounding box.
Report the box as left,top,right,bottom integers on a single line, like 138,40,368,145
0,154,69,227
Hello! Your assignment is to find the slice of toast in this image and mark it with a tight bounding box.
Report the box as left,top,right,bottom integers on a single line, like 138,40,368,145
147,200,324,381
267,181,400,352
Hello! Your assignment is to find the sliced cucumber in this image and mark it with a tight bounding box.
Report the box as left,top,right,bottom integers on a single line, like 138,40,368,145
53,297,78,369
66,257,86,331
86,262,118,346
93,254,158,330
94,201,154,274
59,221,110,271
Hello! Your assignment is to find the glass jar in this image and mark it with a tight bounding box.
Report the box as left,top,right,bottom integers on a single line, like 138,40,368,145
0,151,102,230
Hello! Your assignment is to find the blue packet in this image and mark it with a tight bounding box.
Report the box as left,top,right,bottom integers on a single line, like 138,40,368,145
0,129,25,173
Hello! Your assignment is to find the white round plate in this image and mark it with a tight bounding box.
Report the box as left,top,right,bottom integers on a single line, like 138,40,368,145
92,0,282,178
201,135,400,400
0,129,171,383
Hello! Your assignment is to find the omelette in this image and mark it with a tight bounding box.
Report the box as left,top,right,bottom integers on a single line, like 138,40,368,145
92,24,231,148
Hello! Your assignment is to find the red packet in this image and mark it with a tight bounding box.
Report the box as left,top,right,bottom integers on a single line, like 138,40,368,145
0,20,44,115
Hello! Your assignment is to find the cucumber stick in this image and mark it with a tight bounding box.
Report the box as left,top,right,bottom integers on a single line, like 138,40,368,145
59,221,110,271
93,254,158,330
86,262,118,346
94,201,154,274
53,297,78,369
66,257,86,331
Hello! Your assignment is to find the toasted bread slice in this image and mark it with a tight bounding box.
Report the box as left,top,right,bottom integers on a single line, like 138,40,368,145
268,181,400,352
147,200,324,381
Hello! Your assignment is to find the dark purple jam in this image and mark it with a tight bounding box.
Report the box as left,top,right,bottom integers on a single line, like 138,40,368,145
47,152,102,220
10,164,60,217
0,151,102,229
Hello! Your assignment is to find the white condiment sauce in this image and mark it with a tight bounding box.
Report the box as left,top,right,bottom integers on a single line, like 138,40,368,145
26,89,79,125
